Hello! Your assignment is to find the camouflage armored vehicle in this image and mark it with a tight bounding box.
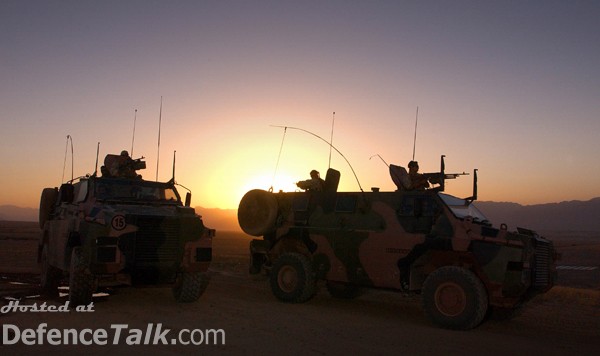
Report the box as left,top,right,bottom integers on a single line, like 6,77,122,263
38,152,214,305
238,156,557,330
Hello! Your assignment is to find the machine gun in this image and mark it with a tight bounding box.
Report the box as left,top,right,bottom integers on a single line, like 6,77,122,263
101,153,146,178
421,171,469,186
417,155,468,191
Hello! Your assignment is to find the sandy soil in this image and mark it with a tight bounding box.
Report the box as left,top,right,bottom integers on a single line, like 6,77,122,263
1,222,599,355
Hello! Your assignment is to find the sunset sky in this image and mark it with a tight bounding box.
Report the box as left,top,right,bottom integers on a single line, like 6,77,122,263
1,1,599,210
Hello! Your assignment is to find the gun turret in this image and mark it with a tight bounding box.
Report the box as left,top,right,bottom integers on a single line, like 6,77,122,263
101,153,146,178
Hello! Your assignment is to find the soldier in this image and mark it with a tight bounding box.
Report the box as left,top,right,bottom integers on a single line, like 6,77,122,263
117,150,137,178
296,170,325,192
103,151,137,178
408,161,430,190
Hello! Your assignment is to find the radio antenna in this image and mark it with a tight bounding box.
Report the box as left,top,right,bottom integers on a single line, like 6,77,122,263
369,154,389,167
270,127,287,192
131,109,137,156
328,111,335,169
271,125,364,192
94,142,100,176
61,135,74,183
172,150,176,182
156,97,163,181
412,106,419,161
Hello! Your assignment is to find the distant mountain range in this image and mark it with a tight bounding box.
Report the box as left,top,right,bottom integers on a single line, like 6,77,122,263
0,205,38,224
3,197,600,232
474,198,600,232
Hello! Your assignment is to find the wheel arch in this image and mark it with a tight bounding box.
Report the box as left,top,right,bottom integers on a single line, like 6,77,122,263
411,250,485,290
269,235,312,261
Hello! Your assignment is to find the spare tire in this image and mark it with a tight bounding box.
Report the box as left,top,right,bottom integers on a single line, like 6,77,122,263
39,188,58,229
238,189,278,236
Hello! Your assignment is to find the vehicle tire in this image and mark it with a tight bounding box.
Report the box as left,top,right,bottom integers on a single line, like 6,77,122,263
39,188,58,229
270,253,316,303
40,243,61,296
422,266,488,330
68,247,95,306
326,281,361,299
238,189,278,236
172,272,210,303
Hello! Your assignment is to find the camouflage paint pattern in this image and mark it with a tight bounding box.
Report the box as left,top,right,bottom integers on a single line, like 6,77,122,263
239,187,556,309
41,175,213,285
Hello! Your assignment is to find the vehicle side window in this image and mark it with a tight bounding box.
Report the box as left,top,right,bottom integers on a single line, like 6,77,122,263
397,195,437,234
335,194,357,213
164,188,179,201
74,181,88,203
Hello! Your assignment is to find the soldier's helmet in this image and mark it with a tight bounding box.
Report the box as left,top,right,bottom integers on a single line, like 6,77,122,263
120,150,129,157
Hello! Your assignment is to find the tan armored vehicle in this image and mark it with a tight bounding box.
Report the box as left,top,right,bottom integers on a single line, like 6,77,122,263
238,156,557,329
38,152,214,305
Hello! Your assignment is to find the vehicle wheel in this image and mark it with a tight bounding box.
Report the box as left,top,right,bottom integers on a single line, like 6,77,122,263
69,247,95,306
172,272,210,303
40,243,61,296
270,253,316,303
238,189,278,236
326,281,361,299
39,188,58,229
422,266,488,330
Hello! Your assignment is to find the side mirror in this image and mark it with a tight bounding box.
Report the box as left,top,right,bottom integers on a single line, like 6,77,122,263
185,192,191,207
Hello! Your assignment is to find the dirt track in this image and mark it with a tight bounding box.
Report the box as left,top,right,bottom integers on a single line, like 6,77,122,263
1,223,599,355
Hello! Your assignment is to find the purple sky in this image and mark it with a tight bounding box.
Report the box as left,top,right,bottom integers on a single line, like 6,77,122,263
1,1,599,209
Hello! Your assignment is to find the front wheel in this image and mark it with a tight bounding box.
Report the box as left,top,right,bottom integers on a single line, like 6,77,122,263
422,266,488,330
270,253,316,303
68,247,95,306
40,243,61,296
172,272,210,303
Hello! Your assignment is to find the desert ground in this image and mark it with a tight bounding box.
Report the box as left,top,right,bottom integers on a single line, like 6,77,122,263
1,221,599,355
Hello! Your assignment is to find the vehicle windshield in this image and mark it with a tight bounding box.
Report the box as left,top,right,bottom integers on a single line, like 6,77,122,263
438,193,489,223
95,179,180,204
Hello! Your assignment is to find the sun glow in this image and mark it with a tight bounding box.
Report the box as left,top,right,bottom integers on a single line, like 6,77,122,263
239,173,300,196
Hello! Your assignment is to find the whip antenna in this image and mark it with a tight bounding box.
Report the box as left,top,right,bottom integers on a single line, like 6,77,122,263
156,97,163,181
94,142,100,176
62,135,74,183
412,106,419,161
131,109,137,156
172,150,176,182
328,111,335,169
270,127,287,192
271,125,364,192
369,154,389,167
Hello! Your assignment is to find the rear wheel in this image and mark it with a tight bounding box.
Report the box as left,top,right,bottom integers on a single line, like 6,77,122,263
172,272,210,303
270,253,316,303
40,243,61,296
68,247,95,306
422,266,488,330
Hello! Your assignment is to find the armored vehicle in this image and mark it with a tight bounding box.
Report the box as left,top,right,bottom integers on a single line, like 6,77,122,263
238,156,556,329
38,152,214,305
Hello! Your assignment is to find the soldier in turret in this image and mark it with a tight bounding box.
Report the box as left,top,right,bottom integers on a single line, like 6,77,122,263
296,170,325,192
408,161,430,190
102,150,138,178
